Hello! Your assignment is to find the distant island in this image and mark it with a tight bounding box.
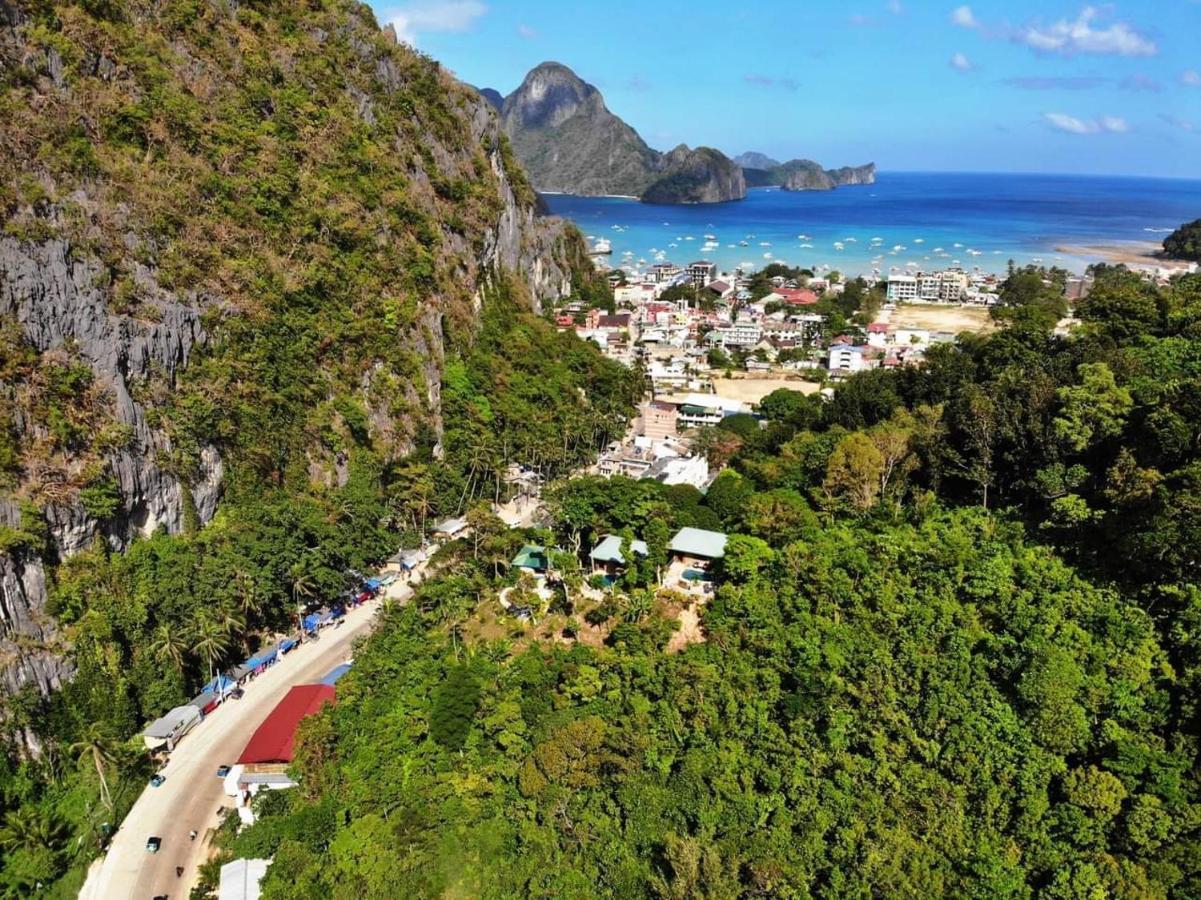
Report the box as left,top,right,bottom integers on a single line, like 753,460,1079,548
740,156,877,192
487,62,872,205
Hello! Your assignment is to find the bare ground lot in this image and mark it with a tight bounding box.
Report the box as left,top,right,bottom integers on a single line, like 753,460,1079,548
884,303,997,335
710,376,823,403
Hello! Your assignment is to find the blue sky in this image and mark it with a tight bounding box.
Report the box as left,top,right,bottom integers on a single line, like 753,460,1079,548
369,1,1201,179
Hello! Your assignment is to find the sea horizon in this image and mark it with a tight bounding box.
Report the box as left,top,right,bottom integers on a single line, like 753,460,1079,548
543,170,1201,278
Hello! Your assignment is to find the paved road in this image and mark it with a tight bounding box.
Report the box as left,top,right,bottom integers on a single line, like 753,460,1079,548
80,574,422,900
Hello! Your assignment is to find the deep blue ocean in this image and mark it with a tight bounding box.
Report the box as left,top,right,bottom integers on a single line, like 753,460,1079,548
543,172,1201,277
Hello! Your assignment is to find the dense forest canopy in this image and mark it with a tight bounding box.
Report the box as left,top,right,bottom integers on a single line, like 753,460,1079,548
214,265,1201,898
0,0,637,893
1163,219,1201,263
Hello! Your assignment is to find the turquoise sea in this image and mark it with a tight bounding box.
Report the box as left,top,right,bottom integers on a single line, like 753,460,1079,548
543,172,1201,277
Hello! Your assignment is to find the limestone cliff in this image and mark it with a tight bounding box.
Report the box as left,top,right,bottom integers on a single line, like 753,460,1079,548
501,62,745,204
501,62,660,197
0,0,588,696
777,160,876,192
641,146,747,205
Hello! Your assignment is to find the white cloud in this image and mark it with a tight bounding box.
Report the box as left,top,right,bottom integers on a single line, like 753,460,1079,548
1017,6,1157,57
950,52,975,72
389,1,486,46
1160,113,1195,133
1182,70,1201,87
1043,112,1130,134
951,5,980,28
517,23,537,39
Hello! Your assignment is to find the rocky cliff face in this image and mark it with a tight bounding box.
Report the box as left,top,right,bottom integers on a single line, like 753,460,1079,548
732,151,781,171
501,62,745,204
747,159,877,192
641,146,747,205
780,160,837,192
826,163,877,188
501,62,660,197
0,1,587,697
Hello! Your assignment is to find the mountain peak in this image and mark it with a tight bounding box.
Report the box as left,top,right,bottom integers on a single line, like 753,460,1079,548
503,61,600,130
501,62,746,203
733,151,781,170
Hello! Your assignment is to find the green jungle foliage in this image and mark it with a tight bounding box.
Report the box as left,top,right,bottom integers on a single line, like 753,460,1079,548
0,280,636,896
227,266,1201,899
0,2,637,894
1163,219,1201,263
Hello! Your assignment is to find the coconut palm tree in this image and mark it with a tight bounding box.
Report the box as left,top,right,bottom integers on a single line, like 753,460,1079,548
0,805,69,852
235,572,265,623
148,622,188,673
69,725,118,813
189,613,231,684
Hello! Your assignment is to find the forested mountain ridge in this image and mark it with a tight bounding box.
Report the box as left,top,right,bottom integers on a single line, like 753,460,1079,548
0,3,641,891
225,266,1201,898
0,0,598,695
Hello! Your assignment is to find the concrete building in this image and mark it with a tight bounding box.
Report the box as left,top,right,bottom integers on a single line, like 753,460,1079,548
828,343,867,375
652,262,681,283
709,318,762,349
886,274,918,302
640,401,679,441
687,261,718,288
640,454,710,490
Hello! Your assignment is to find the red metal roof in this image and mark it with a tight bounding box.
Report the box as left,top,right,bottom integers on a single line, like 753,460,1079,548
237,684,335,765
776,288,819,305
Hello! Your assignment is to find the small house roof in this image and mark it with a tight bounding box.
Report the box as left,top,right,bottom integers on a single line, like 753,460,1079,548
589,535,649,565
669,527,728,560
144,705,201,739
320,663,352,686
433,516,468,535
511,544,549,571
219,858,271,900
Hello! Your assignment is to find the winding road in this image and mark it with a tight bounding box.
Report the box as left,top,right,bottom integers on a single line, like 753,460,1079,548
80,572,424,900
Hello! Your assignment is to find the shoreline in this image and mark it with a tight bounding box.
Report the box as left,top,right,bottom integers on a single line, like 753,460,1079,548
1054,240,1193,270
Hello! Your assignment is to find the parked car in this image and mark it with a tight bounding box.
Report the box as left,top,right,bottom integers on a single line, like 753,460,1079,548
229,688,245,700
146,836,162,853
216,765,231,778
149,773,166,787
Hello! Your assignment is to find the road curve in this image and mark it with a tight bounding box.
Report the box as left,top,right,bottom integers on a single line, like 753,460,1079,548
80,574,422,900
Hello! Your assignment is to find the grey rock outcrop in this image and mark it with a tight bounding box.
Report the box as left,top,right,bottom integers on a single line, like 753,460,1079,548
0,7,588,707
732,151,781,170
0,234,222,693
500,62,745,204
501,62,661,198
641,146,747,205
743,159,876,192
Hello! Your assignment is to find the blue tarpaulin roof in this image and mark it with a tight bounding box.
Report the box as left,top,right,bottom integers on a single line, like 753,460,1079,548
320,663,352,685
364,578,381,590
279,637,297,652
204,674,236,695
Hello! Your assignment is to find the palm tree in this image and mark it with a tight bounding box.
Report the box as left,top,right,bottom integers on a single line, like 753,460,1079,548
214,602,247,639
0,806,69,852
189,613,231,684
148,622,188,673
235,573,265,623
69,725,118,813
